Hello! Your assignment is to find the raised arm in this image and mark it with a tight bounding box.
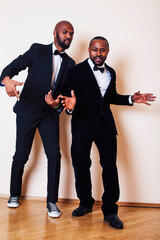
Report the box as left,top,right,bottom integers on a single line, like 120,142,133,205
0,44,37,101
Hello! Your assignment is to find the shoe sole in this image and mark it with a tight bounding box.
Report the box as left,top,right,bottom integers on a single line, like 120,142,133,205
48,212,61,218
104,218,123,229
7,203,19,208
72,209,92,217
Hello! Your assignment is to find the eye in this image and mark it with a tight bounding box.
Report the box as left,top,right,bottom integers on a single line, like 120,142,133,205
69,32,74,37
62,30,67,34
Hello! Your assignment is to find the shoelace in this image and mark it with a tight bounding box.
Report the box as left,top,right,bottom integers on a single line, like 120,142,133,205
49,203,59,212
10,197,19,202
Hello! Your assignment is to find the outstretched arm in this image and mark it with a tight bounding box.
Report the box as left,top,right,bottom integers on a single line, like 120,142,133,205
131,91,156,106
2,76,23,101
59,90,76,110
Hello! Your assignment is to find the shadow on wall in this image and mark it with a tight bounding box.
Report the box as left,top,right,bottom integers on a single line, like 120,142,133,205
90,143,103,201
111,59,140,201
21,130,43,196
59,111,74,198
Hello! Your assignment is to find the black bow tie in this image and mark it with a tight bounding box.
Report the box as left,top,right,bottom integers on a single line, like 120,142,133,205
54,49,65,58
93,65,105,73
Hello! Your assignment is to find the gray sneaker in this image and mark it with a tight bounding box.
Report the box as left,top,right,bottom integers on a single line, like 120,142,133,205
7,196,19,208
47,202,61,218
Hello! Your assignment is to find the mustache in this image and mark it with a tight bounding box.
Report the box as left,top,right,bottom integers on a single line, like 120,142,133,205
93,56,103,60
64,38,71,43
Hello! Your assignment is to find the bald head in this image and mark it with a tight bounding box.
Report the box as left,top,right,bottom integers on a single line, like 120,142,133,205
53,20,74,52
54,20,73,31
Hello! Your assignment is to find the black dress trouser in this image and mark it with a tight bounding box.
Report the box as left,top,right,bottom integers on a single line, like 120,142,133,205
10,109,61,203
71,119,119,216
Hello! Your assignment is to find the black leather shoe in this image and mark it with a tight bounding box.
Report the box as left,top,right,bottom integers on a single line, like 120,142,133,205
104,214,123,229
72,206,92,216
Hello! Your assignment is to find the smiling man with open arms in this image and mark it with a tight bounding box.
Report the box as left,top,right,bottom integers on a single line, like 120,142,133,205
46,36,156,228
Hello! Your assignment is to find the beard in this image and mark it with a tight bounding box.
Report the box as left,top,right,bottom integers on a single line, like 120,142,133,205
57,33,71,49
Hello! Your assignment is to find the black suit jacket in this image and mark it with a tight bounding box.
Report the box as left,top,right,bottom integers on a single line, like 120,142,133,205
0,43,75,121
63,59,133,137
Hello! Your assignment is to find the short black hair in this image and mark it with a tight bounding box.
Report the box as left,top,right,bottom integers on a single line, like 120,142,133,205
89,36,109,49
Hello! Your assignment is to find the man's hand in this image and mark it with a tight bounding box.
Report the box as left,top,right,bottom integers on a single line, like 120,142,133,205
45,90,60,108
131,91,156,106
3,76,23,101
60,90,76,110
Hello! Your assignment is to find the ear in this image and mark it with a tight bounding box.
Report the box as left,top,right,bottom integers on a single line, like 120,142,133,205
53,30,57,38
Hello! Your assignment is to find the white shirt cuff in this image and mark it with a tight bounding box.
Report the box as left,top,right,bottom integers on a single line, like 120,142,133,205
66,108,74,114
128,95,133,104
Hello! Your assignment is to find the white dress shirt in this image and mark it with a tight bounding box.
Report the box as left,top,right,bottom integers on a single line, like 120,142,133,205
88,58,111,97
51,43,64,86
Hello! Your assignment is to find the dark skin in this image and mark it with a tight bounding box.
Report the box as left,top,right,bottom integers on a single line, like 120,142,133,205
53,38,155,109
54,21,74,52
2,21,74,105
89,39,109,66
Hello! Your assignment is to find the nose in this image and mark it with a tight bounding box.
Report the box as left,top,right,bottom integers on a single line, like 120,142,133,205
97,49,102,55
66,32,71,39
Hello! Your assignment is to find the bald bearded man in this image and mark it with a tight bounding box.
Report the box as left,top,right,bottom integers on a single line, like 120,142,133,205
0,20,75,217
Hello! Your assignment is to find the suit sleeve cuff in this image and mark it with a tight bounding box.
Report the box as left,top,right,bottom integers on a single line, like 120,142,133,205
0,81,5,86
66,108,74,115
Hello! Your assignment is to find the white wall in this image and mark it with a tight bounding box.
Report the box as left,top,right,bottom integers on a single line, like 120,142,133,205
0,0,160,204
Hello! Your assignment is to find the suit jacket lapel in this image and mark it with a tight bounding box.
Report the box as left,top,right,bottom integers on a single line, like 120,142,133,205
38,44,53,96
84,59,102,96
